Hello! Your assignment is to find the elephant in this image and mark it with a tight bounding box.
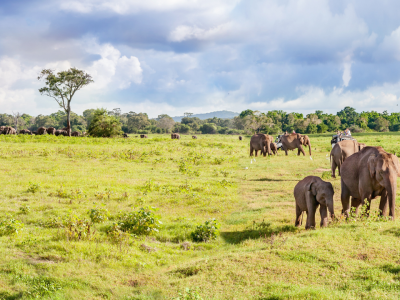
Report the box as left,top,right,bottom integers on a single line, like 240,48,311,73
37,127,47,135
3,127,16,135
239,136,243,141
250,133,273,157
341,146,400,219
71,131,80,137
192,135,198,139
301,135,312,155
0,126,5,134
171,133,180,139
55,130,67,136
19,129,31,135
32,131,38,135
279,133,310,156
270,143,278,155
294,176,335,229
123,133,129,138
46,127,56,135
140,134,148,138
330,140,365,178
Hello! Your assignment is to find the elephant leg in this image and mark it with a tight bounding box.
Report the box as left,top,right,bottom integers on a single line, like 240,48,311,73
341,182,351,218
331,160,337,178
379,189,388,216
295,205,303,227
305,192,318,229
250,145,254,156
255,150,258,157
320,205,328,228
338,161,341,176
351,197,362,216
283,147,288,156
298,145,305,156
297,148,301,156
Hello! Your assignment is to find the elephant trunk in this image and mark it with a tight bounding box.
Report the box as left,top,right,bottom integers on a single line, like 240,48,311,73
386,182,397,220
307,141,312,156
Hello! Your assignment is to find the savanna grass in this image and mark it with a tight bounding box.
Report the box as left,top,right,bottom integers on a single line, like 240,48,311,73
0,133,399,299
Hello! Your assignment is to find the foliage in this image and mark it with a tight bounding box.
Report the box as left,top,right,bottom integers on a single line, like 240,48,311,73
27,182,40,193
0,215,24,235
191,219,219,242
64,214,94,241
200,123,217,134
173,288,205,300
116,207,162,235
88,207,110,223
87,108,123,137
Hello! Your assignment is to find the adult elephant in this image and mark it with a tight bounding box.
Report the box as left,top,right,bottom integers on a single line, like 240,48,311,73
341,146,400,219
47,127,56,135
71,131,80,137
3,127,16,135
250,133,273,157
270,143,278,155
280,133,310,156
37,127,47,135
330,140,365,178
171,133,180,139
19,129,31,135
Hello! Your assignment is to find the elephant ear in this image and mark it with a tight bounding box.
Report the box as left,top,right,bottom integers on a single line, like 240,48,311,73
306,179,317,196
367,155,377,179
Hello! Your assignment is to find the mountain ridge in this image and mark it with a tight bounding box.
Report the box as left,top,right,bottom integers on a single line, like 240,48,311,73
172,110,239,122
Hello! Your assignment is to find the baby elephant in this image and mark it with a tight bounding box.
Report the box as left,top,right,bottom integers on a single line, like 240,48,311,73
294,176,335,229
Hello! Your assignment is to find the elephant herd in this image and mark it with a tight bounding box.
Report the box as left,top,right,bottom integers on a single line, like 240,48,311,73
294,139,400,229
249,132,311,157
1,126,83,137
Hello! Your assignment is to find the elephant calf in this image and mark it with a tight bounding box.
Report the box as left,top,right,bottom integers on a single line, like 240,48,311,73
294,176,335,229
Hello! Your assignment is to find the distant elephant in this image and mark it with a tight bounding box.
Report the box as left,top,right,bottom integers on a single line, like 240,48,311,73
250,133,273,156
294,176,335,229
280,133,310,156
192,135,197,139
301,135,312,155
47,127,56,135
32,131,38,135
140,134,148,138
270,143,278,155
0,126,5,134
239,136,243,141
3,127,16,135
330,140,365,178
123,133,128,138
55,130,67,136
19,129,31,135
37,127,47,135
71,131,80,137
341,146,400,219
171,133,180,139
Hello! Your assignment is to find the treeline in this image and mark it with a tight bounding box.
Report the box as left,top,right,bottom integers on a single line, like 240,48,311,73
2,106,400,135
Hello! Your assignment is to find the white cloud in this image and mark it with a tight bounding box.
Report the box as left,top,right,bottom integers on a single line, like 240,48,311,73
342,55,352,87
168,23,232,42
84,40,142,90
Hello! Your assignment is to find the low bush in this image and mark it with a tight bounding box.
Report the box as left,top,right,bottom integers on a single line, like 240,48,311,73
88,207,109,223
116,207,161,235
0,215,24,236
191,219,219,242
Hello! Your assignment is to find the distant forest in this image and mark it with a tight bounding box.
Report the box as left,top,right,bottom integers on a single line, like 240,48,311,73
1,106,399,135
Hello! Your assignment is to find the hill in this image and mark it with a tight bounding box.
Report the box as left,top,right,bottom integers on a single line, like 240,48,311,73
172,110,239,122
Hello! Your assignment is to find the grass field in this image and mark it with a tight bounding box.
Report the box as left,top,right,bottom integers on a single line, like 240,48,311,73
0,133,399,299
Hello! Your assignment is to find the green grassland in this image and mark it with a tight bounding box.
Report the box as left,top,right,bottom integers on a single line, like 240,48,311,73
0,133,399,299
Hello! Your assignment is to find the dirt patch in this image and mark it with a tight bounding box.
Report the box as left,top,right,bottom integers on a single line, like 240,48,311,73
314,168,330,172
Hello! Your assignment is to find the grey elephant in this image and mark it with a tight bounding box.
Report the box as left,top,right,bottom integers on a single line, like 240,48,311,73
192,135,197,139
171,133,180,139
71,131,80,137
239,136,243,141
140,134,148,138
250,133,273,157
294,176,335,229
270,143,278,155
341,146,400,219
37,127,47,135
330,140,365,178
47,127,56,135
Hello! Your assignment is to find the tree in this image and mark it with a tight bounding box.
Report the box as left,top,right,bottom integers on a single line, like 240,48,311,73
200,123,217,134
83,109,96,127
244,111,267,133
157,116,175,132
239,109,253,119
88,109,122,137
127,112,150,132
38,68,93,136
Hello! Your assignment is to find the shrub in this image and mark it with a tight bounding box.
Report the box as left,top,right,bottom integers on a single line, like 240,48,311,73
88,207,109,223
27,182,40,193
200,123,217,134
0,215,24,236
116,207,161,235
191,219,219,242
64,214,94,241
19,205,30,214
88,108,123,137
173,288,204,300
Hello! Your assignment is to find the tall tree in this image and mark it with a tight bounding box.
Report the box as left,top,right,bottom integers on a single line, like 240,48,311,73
38,68,93,136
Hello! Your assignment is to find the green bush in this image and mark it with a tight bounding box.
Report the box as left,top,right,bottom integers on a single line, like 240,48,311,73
88,207,109,223
191,219,219,242
87,108,123,137
116,207,161,235
200,123,217,134
0,216,24,236
27,182,40,193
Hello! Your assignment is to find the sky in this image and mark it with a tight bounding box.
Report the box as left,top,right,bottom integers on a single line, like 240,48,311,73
1,0,400,118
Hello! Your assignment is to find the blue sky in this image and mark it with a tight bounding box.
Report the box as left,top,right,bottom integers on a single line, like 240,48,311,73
1,0,400,117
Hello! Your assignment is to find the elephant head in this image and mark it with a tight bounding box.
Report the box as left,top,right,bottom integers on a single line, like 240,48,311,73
306,178,334,218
